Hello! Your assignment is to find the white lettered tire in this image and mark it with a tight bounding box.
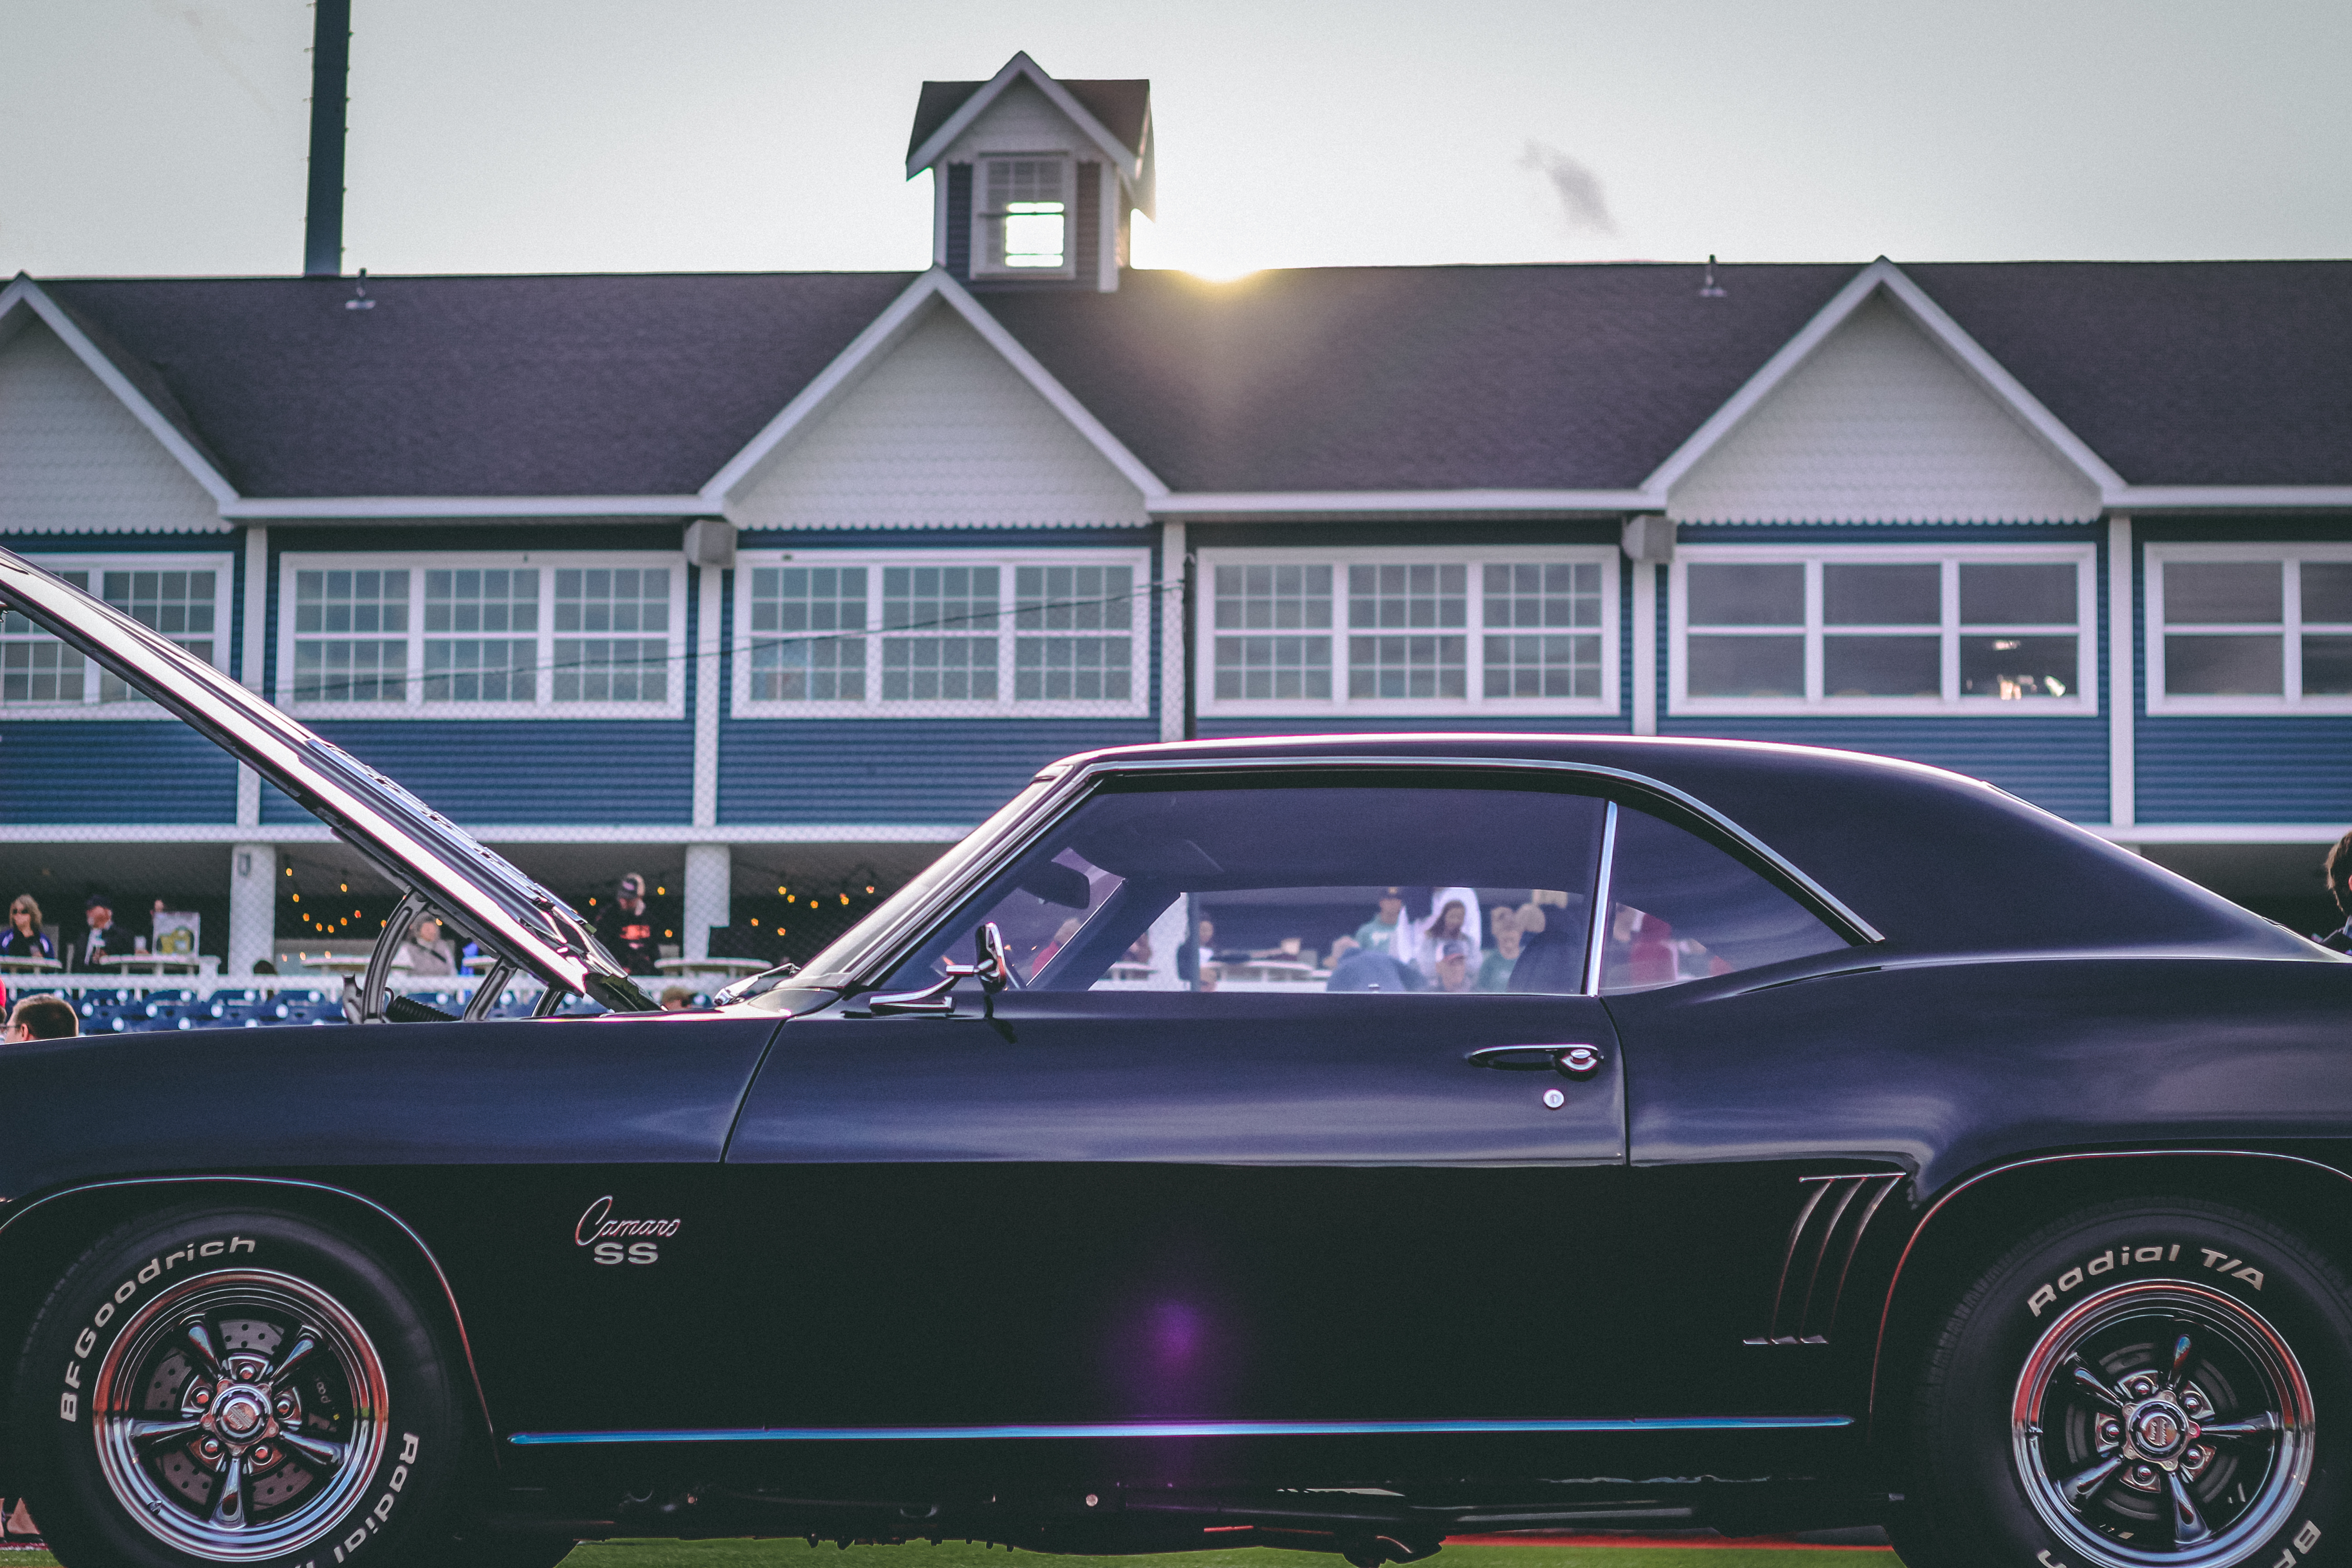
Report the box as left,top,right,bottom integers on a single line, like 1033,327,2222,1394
1897,1195,2352,1568
10,1201,465,1568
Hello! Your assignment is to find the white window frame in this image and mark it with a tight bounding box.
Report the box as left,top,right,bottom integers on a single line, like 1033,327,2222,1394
2146,543,2352,715
970,153,1077,279
1668,542,2098,717
730,548,1153,719
275,552,687,720
0,551,235,720
1194,545,1622,720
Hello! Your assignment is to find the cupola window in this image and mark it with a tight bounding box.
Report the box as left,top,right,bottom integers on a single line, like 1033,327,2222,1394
978,157,1070,274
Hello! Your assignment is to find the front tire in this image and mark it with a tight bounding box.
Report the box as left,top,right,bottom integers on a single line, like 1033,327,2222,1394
10,1202,466,1568
1898,1196,2352,1568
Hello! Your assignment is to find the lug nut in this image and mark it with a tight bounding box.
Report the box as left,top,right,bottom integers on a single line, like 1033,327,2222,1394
251,1445,274,1466
193,1388,211,1405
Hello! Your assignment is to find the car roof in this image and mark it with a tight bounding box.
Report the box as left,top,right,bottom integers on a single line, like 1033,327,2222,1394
1044,732,2311,960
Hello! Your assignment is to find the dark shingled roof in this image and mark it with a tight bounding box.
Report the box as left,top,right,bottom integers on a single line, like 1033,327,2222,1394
985,264,1856,491
24,260,2352,499
908,77,1150,163
43,272,915,497
1907,261,2352,487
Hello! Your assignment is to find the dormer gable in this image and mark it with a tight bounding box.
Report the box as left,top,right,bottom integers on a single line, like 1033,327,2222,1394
906,53,1153,295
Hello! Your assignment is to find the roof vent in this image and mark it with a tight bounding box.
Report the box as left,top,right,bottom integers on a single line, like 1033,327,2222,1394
1699,255,1728,299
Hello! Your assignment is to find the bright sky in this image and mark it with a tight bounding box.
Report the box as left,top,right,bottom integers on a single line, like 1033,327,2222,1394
3,0,2347,280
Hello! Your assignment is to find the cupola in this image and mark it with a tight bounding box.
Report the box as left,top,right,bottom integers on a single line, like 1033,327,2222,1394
906,52,1153,293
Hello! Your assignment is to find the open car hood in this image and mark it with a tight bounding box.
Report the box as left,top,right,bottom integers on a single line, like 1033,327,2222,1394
0,548,652,1010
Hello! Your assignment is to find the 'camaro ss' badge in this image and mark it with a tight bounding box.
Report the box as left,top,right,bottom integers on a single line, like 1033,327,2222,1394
575,1195,682,1265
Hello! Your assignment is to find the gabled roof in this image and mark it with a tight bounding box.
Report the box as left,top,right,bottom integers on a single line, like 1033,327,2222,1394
1640,256,2124,505
909,77,1150,164
0,275,239,507
904,53,1152,214
13,260,2351,514
702,268,1165,507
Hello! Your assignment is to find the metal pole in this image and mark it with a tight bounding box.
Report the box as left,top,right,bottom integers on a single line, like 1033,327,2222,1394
303,0,352,277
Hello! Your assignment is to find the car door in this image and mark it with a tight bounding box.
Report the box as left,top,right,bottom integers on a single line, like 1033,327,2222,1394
725,767,1632,1434
1580,801,1890,1421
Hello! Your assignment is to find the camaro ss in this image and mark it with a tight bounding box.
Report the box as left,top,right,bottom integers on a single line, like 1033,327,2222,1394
2,546,2350,1568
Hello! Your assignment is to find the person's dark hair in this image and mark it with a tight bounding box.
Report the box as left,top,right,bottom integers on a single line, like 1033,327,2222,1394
2327,830,2352,919
252,959,278,975
8,994,78,1040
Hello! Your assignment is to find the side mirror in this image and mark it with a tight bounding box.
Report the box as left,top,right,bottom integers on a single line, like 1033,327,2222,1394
974,921,1011,992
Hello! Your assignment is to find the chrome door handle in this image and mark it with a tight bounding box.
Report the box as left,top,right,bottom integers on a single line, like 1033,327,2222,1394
1465,1044,1606,1079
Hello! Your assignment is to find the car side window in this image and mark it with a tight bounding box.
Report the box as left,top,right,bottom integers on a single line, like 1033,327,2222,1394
1599,804,1849,992
878,775,1609,996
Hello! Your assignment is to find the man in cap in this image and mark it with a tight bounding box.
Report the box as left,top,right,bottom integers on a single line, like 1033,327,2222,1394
595,872,663,975
68,894,133,973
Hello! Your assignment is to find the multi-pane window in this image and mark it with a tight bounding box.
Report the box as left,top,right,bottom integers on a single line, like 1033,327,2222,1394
554,568,669,703
2149,548,2352,710
294,569,409,702
280,556,681,714
1201,550,1617,713
1016,564,1132,701
1,559,234,713
733,552,1150,715
1,569,90,705
977,157,1069,274
1348,564,1466,699
1673,548,2092,713
1483,563,1603,698
882,566,999,701
1213,564,1333,701
423,568,537,702
748,567,866,701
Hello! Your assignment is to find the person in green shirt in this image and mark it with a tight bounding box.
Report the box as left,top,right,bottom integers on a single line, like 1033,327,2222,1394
1477,902,1533,987
1349,887,1411,959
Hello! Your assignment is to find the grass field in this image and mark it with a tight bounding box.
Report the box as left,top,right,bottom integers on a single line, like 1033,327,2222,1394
6,1535,1902,1568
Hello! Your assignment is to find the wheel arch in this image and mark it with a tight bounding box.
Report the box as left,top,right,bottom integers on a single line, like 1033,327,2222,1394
1867,1148,2352,1461
0,1175,495,1493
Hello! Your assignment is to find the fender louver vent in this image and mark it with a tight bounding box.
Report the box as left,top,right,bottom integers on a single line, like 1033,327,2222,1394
1744,1173,1905,1346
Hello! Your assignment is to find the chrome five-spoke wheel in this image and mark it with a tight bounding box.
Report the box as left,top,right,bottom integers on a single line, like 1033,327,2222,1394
90,1269,389,1562
2014,1281,2314,1567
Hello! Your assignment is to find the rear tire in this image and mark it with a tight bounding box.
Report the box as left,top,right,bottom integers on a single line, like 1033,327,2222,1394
1896,1196,2352,1568
10,1202,466,1568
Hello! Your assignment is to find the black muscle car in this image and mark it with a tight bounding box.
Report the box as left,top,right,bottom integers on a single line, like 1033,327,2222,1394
2,545,2349,1568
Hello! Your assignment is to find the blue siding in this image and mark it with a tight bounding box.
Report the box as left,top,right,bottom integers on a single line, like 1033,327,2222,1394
262,721,694,825
1657,715,2111,822
2136,718,2352,823
0,722,237,823
719,720,1156,825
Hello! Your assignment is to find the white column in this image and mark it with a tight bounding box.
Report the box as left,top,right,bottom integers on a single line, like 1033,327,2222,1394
2107,515,2136,833
229,842,275,976
1159,521,1188,743
1630,559,1659,736
693,563,723,829
682,843,731,963
237,525,269,826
